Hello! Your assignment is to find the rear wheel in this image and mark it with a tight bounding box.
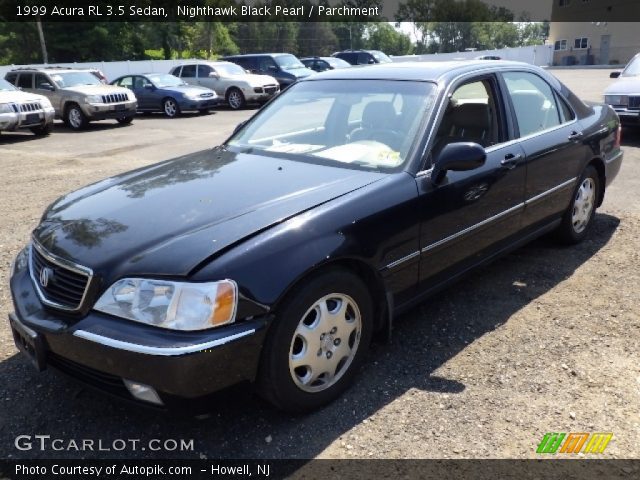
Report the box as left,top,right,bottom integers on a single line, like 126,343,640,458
162,98,180,118
257,269,373,412
226,88,246,110
65,104,88,130
555,165,600,244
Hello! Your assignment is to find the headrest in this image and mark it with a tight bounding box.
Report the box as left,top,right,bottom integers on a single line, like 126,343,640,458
451,103,491,129
362,101,397,129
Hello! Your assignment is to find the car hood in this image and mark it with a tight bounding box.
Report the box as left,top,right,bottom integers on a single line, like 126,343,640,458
62,84,131,96
0,90,47,103
604,76,640,94
244,74,279,87
33,148,385,278
286,67,315,79
159,85,215,96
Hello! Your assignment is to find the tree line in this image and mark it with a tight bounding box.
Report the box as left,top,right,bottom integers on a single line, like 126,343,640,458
0,0,549,64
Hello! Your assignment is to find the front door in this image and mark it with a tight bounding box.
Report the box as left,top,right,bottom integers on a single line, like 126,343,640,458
416,75,526,290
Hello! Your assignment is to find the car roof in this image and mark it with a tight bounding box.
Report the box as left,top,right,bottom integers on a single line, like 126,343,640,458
301,60,543,83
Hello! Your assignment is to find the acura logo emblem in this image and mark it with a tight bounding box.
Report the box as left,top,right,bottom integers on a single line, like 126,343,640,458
39,267,54,288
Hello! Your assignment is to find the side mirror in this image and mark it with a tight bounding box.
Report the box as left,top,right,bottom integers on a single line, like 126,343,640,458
610,71,621,78
431,142,486,185
208,72,219,79
38,82,55,91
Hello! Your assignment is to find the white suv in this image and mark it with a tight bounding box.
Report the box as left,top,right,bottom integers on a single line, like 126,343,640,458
0,78,55,136
171,62,279,110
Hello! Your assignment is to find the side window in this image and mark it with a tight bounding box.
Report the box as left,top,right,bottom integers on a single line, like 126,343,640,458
433,78,503,153
257,57,278,73
17,73,33,89
317,60,330,72
357,53,371,65
170,66,181,76
197,64,212,78
5,73,18,85
503,71,561,137
180,65,196,78
118,76,133,89
34,74,50,89
555,93,575,123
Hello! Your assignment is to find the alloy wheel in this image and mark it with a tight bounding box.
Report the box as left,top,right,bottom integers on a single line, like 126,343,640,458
572,177,595,233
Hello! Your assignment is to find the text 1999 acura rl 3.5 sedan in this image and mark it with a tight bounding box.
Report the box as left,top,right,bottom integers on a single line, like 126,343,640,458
9,61,622,412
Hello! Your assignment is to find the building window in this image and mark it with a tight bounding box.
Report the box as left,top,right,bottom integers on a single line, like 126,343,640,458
554,39,568,51
559,0,571,6
574,37,589,49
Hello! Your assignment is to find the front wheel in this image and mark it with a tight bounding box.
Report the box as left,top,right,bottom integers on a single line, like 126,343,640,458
30,124,52,136
226,88,246,110
555,165,600,244
163,98,180,118
65,104,88,130
257,269,373,412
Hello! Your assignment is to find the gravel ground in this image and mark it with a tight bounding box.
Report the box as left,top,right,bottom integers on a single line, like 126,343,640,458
0,69,638,461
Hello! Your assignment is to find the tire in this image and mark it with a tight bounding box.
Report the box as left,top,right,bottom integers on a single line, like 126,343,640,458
117,116,133,125
226,88,246,110
555,165,600,244
162,98,180,118
257,269,373,412
30,124,52,136
65,104,88,130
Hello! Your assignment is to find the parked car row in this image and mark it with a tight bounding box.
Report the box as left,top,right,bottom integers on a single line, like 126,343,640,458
0,49,391,136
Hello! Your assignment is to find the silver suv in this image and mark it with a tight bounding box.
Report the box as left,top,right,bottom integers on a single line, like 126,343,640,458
170,62,280,110
0,78,55,136
5,67,137,130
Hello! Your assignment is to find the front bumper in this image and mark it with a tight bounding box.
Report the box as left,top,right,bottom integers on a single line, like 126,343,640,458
608,106,640,124
245,87,280,103
0,108,54,132
9,265,269,407
82,100,137,120
177,96,220,111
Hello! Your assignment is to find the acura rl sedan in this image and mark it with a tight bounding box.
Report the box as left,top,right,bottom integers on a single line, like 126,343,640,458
9,61,622,412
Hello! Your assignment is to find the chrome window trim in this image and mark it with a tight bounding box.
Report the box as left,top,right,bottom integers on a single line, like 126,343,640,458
384,251,420,270
72,329,256,356
29,239,94,312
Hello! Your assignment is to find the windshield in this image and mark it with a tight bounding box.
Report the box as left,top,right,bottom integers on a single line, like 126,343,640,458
621,55,640,76
227,79,436,171
216,63,246,76
370,51,392,63
50,71,102,88
275,54,305,70
148,74,186,87
0,78,17,91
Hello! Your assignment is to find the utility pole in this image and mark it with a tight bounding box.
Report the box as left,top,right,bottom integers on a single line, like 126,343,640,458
36,18,48,64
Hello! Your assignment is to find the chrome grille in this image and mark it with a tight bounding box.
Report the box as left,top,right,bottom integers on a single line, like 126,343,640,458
29,242,92,311
20,102,42,112
628,96,640,110
101,93,128,104
199,92,214,98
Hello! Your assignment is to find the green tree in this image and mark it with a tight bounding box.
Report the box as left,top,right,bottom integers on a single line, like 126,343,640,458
365,23,413,55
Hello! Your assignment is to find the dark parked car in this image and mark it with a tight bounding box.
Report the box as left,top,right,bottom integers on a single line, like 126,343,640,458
333,49,393,66
222,53,314,88
300,56,352,72
111,73,219,117
9,61,622,413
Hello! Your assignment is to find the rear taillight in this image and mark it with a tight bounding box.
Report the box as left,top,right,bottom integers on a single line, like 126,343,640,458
615,124,622,148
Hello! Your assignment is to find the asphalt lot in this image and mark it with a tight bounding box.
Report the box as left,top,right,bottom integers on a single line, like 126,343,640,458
0,69,639,461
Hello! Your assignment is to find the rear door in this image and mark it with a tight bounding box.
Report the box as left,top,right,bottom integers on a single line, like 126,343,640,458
416,74,526,290
499,70,587,228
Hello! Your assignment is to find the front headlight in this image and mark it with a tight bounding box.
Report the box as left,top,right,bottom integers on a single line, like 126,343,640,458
86,94,102,104
10,246,29,278
605,95,627,106
94,278,238,331
0,103,15,114
184,92,201,100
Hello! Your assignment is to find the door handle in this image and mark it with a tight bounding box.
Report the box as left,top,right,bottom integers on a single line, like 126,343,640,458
568,131,584,141
500,153,522,169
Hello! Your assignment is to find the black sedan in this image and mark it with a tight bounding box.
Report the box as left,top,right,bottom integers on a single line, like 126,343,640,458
9,61,622,412
111,73,219,117
301,56,352,72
